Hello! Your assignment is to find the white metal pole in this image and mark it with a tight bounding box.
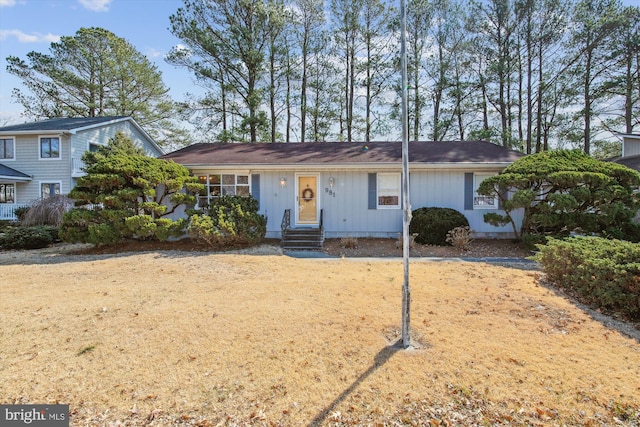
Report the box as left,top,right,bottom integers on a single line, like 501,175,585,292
400,0,411,349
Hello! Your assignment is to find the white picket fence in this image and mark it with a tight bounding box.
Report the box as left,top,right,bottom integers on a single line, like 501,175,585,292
0,203,29,221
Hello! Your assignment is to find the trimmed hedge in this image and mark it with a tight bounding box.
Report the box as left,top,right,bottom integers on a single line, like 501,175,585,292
409,207,469,246
533,237,640,321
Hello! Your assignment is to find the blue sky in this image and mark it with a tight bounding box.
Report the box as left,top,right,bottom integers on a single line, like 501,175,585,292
0,0,192,125
0,0,638,127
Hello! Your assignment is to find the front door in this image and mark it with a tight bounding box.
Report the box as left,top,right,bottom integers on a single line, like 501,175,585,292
296,174,319,225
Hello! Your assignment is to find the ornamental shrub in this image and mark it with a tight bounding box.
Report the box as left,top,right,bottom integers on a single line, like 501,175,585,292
188,196,266,247
409,207,469,246
0,226,58,250
478,150,640,239
533,237,640,321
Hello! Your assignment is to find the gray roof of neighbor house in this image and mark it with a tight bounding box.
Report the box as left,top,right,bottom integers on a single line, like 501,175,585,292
162,141,524,169
611,154,640,172
0,164,32,181
0,116,129,133
0,116,163,155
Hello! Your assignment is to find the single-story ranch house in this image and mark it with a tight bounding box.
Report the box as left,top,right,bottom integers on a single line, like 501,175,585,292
162,141,524,245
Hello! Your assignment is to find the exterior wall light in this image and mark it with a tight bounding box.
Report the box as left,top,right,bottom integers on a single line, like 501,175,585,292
280,177,287,188
328,177,335,189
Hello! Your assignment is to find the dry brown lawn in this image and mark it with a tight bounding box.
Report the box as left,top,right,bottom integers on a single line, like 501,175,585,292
1,245,639,426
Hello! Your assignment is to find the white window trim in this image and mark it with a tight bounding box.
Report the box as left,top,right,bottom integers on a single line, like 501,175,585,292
473,173,498,210
196,172,252,208
0,136,15,161
377,172,401,210
39,180,62,199
38,135,62,160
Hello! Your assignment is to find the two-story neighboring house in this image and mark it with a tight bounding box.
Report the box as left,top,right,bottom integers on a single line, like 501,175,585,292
0,116,163,220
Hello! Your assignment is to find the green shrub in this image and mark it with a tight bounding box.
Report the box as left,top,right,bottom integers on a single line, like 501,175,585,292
188,196,266,247
521,233,548,251
208,196,266,244
87,223,120,245
13,206,30,222
187,214,223,246
155,218,187,241
0,226,58,250
604,222,640,243
533,237,640,321
124,215,187,242
59,208,130,245
409,207,469,246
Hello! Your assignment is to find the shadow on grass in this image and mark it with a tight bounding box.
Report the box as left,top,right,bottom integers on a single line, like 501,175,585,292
308,340,404,426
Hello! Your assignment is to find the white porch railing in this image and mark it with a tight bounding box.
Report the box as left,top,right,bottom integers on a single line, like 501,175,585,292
0,203,29,221
72,157,86,177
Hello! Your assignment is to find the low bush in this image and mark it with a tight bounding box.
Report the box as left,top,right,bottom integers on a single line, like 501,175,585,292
604,222,640,243
533,237,640,321
446,226,474,251
188,196,266,247
340,237,358,249
59,208,129,245
410,207,469,246
0,226,59,250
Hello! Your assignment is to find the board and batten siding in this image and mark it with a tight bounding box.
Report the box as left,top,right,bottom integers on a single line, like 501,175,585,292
4,134,72,203
256,169,519,238
177,168,521,239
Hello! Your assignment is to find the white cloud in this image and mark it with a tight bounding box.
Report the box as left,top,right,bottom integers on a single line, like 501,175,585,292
0,0,17,7
146,48,163,58
0,29,60,43
78,0,111,12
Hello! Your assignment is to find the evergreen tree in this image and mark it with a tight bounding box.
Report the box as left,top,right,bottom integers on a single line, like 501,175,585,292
7,27,187,148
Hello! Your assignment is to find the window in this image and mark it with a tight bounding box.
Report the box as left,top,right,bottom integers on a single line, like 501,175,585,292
197,173,250,206
473,173,498,209
0,184,15,203
40,137,60,159
377,173,400,209
89,143,100,152
41,182,61,199
0,138,14,159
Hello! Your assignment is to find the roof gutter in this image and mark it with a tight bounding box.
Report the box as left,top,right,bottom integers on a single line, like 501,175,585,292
181,162,513,171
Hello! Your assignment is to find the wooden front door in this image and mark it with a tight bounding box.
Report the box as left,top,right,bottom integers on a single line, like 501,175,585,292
296,174,319,225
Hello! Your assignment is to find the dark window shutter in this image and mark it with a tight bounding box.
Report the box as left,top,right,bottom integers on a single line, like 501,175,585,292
251,174,260,207
464,173,474,210
368,173,377,209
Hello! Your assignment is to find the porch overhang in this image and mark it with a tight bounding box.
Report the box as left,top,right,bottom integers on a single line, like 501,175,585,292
0,164,32,182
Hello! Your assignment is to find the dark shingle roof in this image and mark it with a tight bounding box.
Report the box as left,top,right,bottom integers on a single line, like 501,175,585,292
0,164,31,180
0,116,129,133
611,154,640,172
162,141,523,167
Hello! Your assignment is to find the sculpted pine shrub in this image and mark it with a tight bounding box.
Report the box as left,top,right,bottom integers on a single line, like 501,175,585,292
533,237,640,321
